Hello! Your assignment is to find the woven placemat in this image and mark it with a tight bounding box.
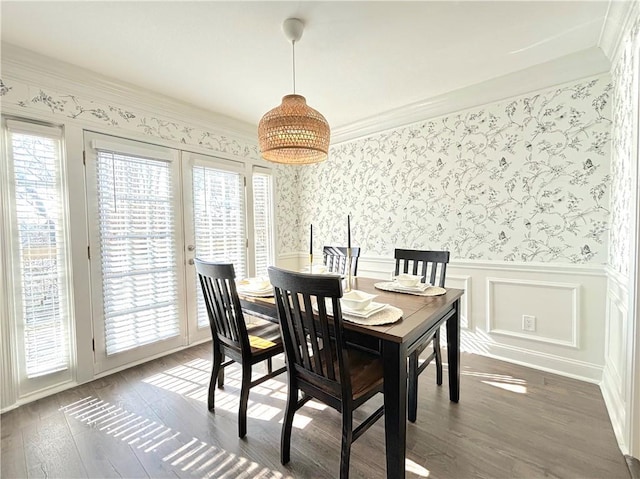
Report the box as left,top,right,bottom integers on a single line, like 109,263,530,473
343,305,403,325
374,282,447,297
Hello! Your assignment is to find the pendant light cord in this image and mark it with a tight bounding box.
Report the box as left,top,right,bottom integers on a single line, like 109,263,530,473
292,40,296,94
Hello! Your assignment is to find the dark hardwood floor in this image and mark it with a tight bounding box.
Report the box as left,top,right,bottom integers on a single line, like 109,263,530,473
1,343,630,478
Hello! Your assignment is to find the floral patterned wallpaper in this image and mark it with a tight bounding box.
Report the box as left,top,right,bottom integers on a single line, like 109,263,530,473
0,74,322,259
0,77,259,160
286,76,613,264
608,14,640,278
0,69,615,266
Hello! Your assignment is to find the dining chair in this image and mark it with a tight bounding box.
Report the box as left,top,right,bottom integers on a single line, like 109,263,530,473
394,248,450,423
195,259,286,438
323,245,361,276
268,266,385,479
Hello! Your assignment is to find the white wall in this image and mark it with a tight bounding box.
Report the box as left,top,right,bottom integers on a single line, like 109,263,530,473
601,3,640,459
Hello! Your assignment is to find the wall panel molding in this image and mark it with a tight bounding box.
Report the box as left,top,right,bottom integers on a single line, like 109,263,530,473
602,358,629,454
448,274,472,330
486,277,580,348
604,276,629,411
288,251,606,383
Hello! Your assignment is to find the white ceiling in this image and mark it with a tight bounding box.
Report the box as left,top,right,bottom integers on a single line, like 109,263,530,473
0,1,621,133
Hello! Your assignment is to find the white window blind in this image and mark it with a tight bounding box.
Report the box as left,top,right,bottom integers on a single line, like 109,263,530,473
192,166,246,328
253,172,274,277
6,123,70,378
95,150,180,355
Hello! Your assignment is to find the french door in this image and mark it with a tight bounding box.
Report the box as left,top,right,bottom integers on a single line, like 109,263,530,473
85,133,187,372
182,151,248,343
85,133,272,373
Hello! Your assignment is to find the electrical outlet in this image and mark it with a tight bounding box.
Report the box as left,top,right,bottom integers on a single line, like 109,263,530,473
522,315,536,332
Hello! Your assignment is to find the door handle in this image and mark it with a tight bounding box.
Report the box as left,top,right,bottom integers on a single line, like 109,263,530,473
188,259,194,265
187,245,195,252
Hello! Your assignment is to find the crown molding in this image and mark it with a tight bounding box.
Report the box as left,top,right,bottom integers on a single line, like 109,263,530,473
331,47,611,145
598,0,638,62
2,41,615,149
0,43,258,144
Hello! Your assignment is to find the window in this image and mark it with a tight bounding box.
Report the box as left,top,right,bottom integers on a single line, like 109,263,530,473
191,163,246,329
94,148,181,356
3,119,72,389
252,171,274,277
192,166,247,276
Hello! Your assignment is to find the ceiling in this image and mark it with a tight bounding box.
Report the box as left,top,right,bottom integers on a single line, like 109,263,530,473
0,1,621,134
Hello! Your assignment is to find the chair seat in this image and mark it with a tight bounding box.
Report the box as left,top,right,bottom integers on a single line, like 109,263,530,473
322,347,383,400
347,348,384,400
247,320,283,355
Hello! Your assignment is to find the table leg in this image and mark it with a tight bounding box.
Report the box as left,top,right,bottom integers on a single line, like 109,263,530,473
446,299,460,402
382,340,407,479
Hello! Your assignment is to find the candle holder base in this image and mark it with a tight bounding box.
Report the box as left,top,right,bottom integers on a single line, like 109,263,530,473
345,248,352,292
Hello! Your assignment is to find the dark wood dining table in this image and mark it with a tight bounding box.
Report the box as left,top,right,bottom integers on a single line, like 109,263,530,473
239,276,464,479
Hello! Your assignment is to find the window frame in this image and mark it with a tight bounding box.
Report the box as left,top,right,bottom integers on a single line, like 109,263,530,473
1,117,75,397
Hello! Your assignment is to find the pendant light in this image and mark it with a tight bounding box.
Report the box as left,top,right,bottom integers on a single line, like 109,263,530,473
258,18,330,165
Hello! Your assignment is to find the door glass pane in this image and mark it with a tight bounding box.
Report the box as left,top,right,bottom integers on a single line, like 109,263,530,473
95,150,180,355
192,166,246,328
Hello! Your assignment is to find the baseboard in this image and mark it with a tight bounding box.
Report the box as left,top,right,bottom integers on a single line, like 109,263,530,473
627,455,640,479
461,331,603,383
601,359,629,454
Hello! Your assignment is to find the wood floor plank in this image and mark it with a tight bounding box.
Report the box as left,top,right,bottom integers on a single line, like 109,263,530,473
1,344,630,479
1,424,27,479
21,412,88,478
73,426,149,478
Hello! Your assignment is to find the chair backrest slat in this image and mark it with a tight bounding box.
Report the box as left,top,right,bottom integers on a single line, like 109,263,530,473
317,297,336,381
281,297,303,366
290,292,313,370
195,260,250,354
394,249,450,287
322,246,361,276
301,294,325,375
269,266,348,397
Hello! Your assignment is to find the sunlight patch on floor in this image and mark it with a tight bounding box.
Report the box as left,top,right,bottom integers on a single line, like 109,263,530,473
141,358,327,424
481,380,527,394
59,396,293,479
406,458,430,477
460,328,493,355
461,369,528,394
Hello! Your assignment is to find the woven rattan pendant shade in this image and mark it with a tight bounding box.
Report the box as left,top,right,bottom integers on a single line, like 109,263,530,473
258,94,330,165
258,18,330,165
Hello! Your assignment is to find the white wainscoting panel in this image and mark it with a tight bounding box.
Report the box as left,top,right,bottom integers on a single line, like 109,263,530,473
292,252,607,383
601,269,631,454
447,275,471,330
486,278,580,348
275,253,301,273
